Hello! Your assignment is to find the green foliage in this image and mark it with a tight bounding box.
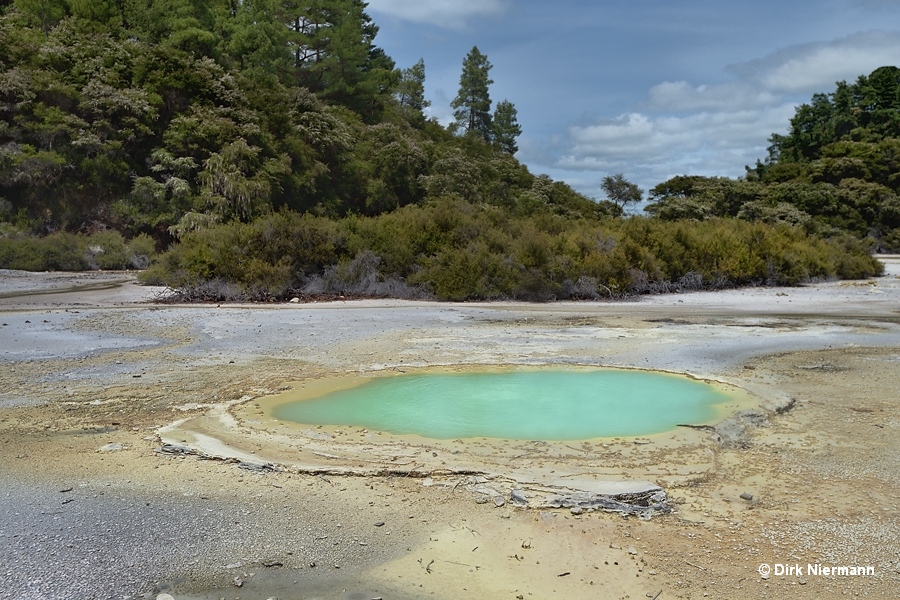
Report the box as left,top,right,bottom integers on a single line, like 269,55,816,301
277,0,393,117
0,0,415,232
197,138,289,221
355,122,428,213
451,46,493,140
650,160,900,250
13,0,65,35
1,0,549,240
0,230,86,270
601,174,643,213
141,211,340,298
144,199,882,302
126,233,157,268
0,229,157,270
737,66,900,249
84,230,127,269
491,99,521,154
395,58,429,122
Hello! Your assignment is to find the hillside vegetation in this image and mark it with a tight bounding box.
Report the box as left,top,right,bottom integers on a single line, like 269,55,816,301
0,2,888,299
647,66,900,253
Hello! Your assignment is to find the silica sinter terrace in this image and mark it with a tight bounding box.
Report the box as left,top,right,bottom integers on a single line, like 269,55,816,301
272,369,731,440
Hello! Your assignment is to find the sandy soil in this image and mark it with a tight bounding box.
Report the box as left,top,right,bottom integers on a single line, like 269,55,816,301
1,261,899,599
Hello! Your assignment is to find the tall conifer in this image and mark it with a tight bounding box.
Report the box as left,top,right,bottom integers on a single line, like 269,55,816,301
492,100,521,154
451,46,493,140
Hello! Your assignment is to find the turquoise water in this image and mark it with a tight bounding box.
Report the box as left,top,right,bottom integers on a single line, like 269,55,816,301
273,369,731,440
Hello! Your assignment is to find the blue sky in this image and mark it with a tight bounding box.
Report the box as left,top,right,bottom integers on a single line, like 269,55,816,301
366,0,900,203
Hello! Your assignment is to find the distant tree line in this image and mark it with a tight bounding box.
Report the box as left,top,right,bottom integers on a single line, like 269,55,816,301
646,66,900,252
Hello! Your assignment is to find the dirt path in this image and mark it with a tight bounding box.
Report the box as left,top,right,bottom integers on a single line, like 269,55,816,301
0,264,898,599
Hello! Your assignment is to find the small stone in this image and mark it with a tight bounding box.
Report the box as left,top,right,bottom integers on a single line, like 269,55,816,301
570,507,584,515
799,578,807,585
510,489,528,506
156,594,175,600
290,297,300,303
740,492,754,501
98,443,124,452
760,573,770,580
627,546,638,555
492,495,506,507
232,577,244,587
374,521,385,527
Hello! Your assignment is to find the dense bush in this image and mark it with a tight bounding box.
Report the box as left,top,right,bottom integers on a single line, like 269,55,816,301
141,199,884,302
0,230,157,271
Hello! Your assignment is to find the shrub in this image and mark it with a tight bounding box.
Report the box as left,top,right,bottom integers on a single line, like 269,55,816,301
85,231,128,270
0,232,88,271
302,250,428,299
144,206,885,302
127,234,157,269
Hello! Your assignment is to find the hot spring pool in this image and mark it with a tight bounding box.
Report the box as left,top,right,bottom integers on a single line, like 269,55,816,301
271,368,732,440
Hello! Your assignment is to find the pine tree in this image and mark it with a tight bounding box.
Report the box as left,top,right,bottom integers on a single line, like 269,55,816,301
278,0,392,116
491,99,521,154
396,58,429,115
451,46,493,140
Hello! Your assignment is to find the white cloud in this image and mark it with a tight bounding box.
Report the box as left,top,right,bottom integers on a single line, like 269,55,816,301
647,81,781,112
548,30,900,198
552,104,796,197
367,0,509,30
728,31,900,93
562,105,794,168
648,31,900,115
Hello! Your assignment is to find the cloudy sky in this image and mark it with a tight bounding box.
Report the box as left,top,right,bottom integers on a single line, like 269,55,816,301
366,0,900,203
